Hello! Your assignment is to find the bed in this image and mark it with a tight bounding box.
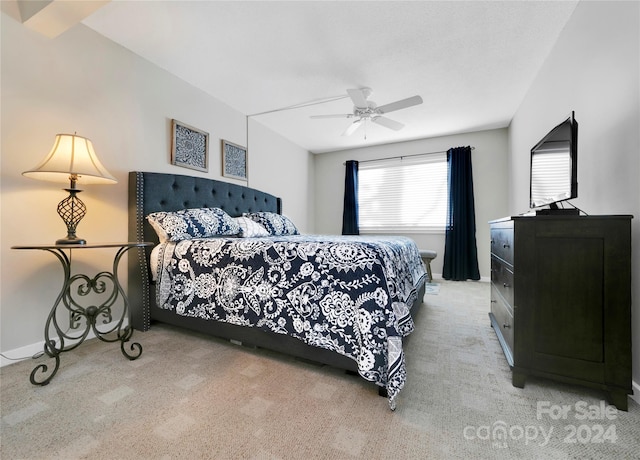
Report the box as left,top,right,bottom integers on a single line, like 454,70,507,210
127,171,426,409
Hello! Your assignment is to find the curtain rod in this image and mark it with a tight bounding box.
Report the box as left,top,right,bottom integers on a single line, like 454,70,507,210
346,146,475,165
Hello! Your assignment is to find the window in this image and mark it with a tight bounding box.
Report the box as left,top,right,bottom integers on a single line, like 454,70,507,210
358,153,448,233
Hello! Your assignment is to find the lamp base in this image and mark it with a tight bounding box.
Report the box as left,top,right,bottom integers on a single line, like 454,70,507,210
56,185,87,246
56,236,87,245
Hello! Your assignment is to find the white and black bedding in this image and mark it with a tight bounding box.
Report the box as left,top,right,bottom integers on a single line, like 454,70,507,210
154,234,425,406
128,171,426,409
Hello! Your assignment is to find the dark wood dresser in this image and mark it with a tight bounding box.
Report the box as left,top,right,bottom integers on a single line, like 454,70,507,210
489,215,633,410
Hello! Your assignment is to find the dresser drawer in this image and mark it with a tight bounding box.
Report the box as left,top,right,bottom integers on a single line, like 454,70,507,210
491,283,514,354
491,257,514,307
490,224,514,266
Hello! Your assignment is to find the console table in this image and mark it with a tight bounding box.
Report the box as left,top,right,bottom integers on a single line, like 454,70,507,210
11,242,153,385
489,215,633,410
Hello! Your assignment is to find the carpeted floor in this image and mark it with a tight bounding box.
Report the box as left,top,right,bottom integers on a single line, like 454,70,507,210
1,279,639,459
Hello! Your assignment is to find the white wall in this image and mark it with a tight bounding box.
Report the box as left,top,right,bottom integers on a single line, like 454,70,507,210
246,118,314,233
313,128,509,279
508,1,640,397
0,14,313,355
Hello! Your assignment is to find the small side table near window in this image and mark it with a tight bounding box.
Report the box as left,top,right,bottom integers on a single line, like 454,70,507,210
11,242,153,386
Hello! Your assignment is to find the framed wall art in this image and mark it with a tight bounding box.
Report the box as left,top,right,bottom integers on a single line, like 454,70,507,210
171,119,209,172
222,139,247,181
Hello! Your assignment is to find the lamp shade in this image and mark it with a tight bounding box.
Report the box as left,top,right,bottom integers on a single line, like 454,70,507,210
22,134,117,184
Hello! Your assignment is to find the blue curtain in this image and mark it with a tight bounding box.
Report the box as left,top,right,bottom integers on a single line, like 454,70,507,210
443,146,480,281
342,160,359,235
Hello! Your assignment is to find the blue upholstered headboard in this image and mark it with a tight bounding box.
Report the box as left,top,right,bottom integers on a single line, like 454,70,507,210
127,171,282,330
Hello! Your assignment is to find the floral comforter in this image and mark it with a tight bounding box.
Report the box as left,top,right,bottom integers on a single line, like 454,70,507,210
154,234,426,408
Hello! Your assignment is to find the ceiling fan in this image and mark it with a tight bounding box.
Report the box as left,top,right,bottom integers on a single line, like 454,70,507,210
310,87,423,136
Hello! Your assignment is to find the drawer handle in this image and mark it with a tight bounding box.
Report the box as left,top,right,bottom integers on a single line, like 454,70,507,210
502,323,510,329
503,283,510,288
503,243,510,248
490,300,497,303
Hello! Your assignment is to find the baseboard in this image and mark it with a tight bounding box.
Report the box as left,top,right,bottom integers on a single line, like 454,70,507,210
631,380,640,406
432,274,491,282
0,319,128,368
0,341,47,367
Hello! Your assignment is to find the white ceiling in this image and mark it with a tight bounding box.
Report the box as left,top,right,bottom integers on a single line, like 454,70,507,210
79,1,578,154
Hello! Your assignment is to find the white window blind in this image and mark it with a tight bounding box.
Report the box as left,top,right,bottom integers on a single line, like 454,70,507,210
358,153,448,233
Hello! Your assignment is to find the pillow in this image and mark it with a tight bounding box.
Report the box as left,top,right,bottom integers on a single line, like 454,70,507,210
244,212,299,236
147,207,240,242
234,216,270,237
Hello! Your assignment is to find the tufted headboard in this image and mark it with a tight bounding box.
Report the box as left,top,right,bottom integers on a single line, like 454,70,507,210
127,171,282,331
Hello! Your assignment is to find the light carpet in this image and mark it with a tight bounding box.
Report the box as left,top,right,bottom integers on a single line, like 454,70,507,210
1,280,639,459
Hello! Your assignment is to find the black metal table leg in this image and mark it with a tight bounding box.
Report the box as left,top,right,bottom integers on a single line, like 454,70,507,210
12,243,152,385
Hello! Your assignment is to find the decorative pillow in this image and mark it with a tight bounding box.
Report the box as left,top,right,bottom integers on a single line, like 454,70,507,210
147,207,240,242
234,216,270,237
244,212,299,236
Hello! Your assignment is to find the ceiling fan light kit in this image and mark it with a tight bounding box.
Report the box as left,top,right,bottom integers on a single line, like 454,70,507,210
311,87,423,137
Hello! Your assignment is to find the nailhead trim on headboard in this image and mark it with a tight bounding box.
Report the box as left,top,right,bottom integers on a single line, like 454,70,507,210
135,172,151,331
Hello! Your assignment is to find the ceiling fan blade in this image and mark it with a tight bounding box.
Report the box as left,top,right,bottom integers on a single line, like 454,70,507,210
372,116,404,131
347,88,369,108
310,114,353,119
376,95,423,114
342,119,364,136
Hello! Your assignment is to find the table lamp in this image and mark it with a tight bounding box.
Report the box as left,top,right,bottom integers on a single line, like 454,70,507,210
22,133,117,245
